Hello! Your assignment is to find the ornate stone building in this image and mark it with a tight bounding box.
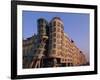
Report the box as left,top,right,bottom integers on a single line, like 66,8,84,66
23,17,87,68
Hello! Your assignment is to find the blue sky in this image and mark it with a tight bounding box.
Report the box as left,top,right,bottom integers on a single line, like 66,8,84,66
22,11,90,62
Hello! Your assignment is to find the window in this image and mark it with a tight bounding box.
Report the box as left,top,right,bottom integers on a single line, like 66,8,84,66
57,28,60,32
53,28,56,32
57,40,61,44
49,44,52,48
53,44,56,48
52,50,56,54
57,34,60,38
57,46,60,49
53,38,56,42
39,27,46,31
53,21,56,26
49,27,52,32
49,40,52,44
53,33,56,37
57,22,61,26
61,24,64,30
61,30,63,33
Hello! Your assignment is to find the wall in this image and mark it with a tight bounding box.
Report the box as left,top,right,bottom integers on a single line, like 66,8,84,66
0,0,99,80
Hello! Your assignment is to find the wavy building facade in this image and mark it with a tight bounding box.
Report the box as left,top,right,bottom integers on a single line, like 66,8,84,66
23,17,87,68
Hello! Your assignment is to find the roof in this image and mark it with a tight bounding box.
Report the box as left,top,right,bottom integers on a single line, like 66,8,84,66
52,16,62,21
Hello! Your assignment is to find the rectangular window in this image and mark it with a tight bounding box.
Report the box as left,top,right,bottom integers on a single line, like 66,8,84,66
57,34,60,38
53,38,56,42
53,21,56,26
57,28,60,32
53,28,56,32
53,33,56,37
52,50,56,54
53,44,56,48
57,22,60,27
